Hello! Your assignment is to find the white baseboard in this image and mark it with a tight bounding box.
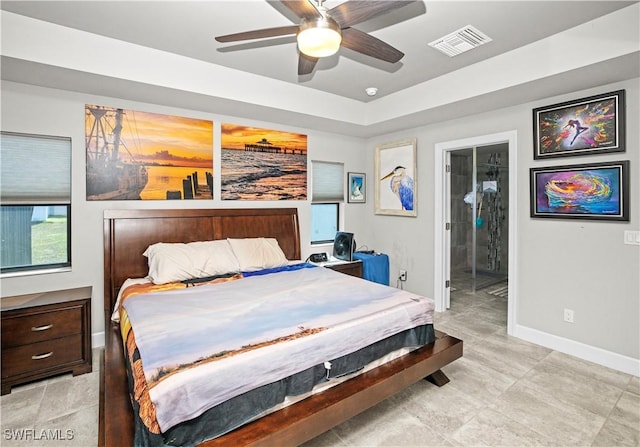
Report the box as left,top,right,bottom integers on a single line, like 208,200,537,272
514,324,640,377
92,331,105,349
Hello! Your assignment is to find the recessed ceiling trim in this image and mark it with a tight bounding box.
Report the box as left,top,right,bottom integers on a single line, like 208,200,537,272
429,25,492,57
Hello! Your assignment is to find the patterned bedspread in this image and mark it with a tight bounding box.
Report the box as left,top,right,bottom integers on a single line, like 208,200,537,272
118,265,434,433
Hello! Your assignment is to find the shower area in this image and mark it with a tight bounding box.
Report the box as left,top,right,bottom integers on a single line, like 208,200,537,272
450,143,509,293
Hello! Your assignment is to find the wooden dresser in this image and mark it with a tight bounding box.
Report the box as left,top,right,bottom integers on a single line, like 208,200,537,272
325,260,363,278
1,286,92,395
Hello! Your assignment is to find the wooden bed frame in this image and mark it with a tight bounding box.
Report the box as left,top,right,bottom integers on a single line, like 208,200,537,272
99,207,462,447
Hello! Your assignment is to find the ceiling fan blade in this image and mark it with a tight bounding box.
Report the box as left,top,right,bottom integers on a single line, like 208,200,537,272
341,27,404,63
298,53,319,75
279,0,322,20
329,0,416,28
215,25,299,43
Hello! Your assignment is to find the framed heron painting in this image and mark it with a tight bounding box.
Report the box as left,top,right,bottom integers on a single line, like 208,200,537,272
375,139,417,217
530,160,629,221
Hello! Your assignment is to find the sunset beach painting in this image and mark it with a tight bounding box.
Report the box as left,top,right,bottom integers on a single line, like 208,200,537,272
221,124,307,200
85,104,213,200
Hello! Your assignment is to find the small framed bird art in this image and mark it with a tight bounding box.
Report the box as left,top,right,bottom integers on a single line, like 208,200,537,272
374,138,417,217
347,172,366,203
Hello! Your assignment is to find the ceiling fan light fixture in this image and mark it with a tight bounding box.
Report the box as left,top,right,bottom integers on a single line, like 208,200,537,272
297,16,342,58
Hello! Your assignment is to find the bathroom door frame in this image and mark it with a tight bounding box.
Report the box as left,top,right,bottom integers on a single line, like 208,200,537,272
434,130,518,335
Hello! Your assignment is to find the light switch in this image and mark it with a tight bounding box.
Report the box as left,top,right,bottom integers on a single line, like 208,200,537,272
624,230,640,245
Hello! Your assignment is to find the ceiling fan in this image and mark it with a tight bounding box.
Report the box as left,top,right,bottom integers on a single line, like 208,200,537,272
215,0,417,75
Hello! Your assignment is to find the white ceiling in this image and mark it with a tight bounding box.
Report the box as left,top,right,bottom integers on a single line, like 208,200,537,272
1,1,639,137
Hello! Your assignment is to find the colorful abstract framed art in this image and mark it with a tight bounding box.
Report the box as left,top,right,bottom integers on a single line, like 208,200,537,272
347,172,366,203
533,90,625,159
530,160,629,221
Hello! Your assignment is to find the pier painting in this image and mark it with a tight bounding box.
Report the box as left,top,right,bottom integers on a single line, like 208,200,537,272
221,124,307,200
85,105,213,200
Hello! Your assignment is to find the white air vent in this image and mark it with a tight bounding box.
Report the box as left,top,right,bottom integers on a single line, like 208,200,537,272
429,25,492,57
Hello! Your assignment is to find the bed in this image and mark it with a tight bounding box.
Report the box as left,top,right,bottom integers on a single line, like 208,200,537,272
99,207,462,447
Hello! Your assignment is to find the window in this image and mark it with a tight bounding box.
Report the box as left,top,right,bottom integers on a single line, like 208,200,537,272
1,132,72,275
311,161,343,245
311,203,338,244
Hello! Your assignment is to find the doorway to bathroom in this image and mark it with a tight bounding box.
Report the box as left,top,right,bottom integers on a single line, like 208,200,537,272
434,130,517,335
450,144,509,293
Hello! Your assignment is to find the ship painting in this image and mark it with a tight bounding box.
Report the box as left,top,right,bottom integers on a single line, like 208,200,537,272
86,105,148,200
85,104,214,201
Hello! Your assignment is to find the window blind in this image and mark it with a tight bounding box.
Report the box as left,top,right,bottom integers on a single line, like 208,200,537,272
311,160,344,202
1,132,71,204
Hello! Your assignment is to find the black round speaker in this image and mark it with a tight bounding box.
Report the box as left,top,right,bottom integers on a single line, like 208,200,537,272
333,232,355,261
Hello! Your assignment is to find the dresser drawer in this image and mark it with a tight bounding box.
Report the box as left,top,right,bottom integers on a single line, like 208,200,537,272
1,306,82,348
1,334,83,379
1,288,92,395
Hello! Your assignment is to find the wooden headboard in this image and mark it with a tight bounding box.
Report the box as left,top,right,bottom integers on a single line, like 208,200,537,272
103,208,301,323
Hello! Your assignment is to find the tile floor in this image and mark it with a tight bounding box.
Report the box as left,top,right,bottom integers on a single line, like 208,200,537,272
302,285,639,447
0,349,100,446
1,286,638,447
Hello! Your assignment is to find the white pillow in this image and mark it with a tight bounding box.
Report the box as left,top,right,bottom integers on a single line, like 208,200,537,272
227,238,289,271
144,239,240,284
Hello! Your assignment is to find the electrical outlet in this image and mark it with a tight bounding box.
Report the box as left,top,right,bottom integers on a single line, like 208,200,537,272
399,270,407,281
563,308,574,323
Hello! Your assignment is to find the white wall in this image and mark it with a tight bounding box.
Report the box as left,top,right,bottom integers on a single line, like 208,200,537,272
366,78,639,373
0,81,370,346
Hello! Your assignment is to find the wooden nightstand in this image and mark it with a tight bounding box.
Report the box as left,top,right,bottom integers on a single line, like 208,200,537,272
325,260,363,278
1,286,92,395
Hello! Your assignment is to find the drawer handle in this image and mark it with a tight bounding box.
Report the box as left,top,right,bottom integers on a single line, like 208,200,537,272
31,352,54,360
31,324,53,332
